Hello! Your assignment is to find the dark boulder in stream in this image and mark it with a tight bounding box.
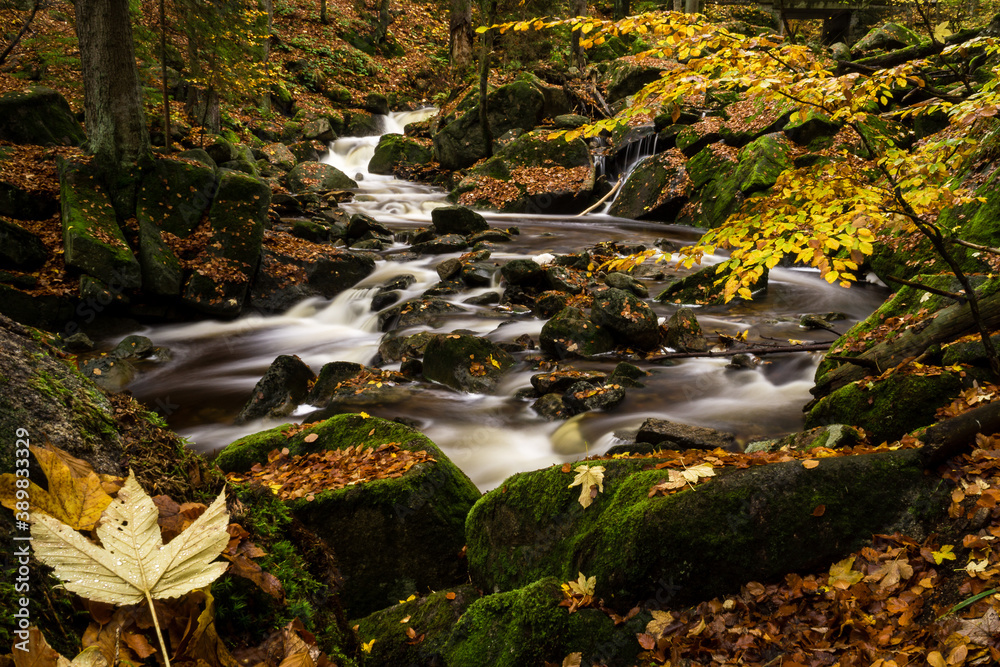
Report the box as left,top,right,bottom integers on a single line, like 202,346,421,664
234,354,316,424
590,287,661,351
422,333,515,394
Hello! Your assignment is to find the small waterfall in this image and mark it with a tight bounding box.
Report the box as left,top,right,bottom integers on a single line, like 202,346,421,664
596,125,664,214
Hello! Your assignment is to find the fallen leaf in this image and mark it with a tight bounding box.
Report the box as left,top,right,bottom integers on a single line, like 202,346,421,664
568,465,605,508
812,505,826,517
802,459,819,469
828,556,864,589
932,545,957,564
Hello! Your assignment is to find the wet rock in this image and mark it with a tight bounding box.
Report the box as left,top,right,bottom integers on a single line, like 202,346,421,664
590,288,661,350
377,330,436,364
540,306,615,358
111,334,154,360
436,257,462,280
370,290,401,311
662,308,709,353
657,262,768,306
369,133,432,175
286,140,321,164
422,333,515,394
182,171,270,317
530,369,607,395
544,265,584,294
608,150,693,222
411,233,468,254
534,290,571,318
302,117,335,142
605,271,649,298
306,361,365,404
60,160,142,290
563,381,626,413
62,332,95,352
234,354,316,424
745,424,865,453
259,142,297,171
532,393,572,420
378,297,467,332
137,157,217,296
501,258,546,288
286,161,357,193
422,279,464,298
608,361,648,387
469,229,513,244
0,86,85,146
431,205,489,236
636,417,737,450
0,218,47,269
346,213,393,244
215,414,481,617
79,356,137,393
726,353,759,370
461,262,494,287
464,291,501,306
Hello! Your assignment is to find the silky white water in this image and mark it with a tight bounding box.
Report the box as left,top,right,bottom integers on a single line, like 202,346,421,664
123,111,888,490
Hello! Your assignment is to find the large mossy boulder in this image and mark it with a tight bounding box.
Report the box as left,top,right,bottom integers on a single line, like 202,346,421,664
250,232,376,312
432,80,546,169
0,87,86,146
540,306,615,358
0,180,59,220
182,171,269,317
657,262,768,305
805,371,966,445
60,159,142,290
422,333,515,394
604,60,667,103
137,157,218,296
286,161,357,193
733,133,792,194
465,451,947,610
215,414,481,617
0,314,124,476
0,218,47,269
369,133,432,175
590,288,661,350
452,131,595,214
853,22,921,53
608,149,693,221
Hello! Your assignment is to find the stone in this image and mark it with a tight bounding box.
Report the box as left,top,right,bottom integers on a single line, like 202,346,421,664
657,263,769,306
369,134,432,175
532,393,572,420
563,381,627,413
853,22,921,53
501,258,546,288
636,418,736,450
410,233,468,254
286,161,357,193
259,142,297,171
421,333,515,394
540,306,615,358
60,160,141,290
79,356,137,393
377,298,468,332
604,60,669,103
0,181,59,220
734,133,793,194
0,87,85,146
0,218,47,269
111,334,154,360
605,271,649,297
431,205,489,236
530,369,607,395
234,355,316,424
590,288,661,350
662,308,709,353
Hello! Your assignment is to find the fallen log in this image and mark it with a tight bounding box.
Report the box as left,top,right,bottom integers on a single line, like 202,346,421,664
836,28,979,73
650,342,831,361
919,401,1000,468
813,285,1000,399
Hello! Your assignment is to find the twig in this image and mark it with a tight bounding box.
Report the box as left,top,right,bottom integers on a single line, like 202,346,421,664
649,342,831,360
885,275,966,301
953,237,1000,256
0,0,40,68
577,179,621,216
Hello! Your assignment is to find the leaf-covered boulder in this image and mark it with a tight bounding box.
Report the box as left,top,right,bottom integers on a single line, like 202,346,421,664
249,232,376,312
540,307,615,359
60,159,141,290
465,452,947,610
432,80,546,169
608,149,693,222
0,87,85,146
452,131,596,214
183,171,269,317
369,133,432,175
137,157,218,296
285,161,357,193
422,333,515,394
215,414,481,617
378,297,468,332
662,307,708,352
259,142,297,171
589,288,661,350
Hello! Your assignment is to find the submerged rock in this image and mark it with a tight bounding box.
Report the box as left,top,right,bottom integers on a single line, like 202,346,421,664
234,354,316,424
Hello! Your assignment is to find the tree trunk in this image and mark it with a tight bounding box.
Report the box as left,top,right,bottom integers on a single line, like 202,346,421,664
74,0,151,176
570,0,587,69
613,0,630,20
449,0,473,79
159,0,170,153
321,0,328,23
478,0,497,159
375,0,391,43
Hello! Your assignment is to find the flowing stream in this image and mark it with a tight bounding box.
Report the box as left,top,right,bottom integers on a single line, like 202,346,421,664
122,111,889,491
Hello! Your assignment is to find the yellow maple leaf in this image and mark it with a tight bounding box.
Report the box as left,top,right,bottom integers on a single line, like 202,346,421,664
566,572,596,597
0,444,114,531
932,544,956,564
828,556,864,589
567,464,605,508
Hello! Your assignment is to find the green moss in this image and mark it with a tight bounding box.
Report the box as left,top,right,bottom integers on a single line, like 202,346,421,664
806,371,965,445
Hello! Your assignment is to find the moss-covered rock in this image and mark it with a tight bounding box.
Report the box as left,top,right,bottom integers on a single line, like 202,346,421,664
853,22,922,53
466,451,947,609
685,143,736,190
733,133,792,194
0,86,85,146
745,423,865,453
216,414,481,617
286,161,357,193
656,262,768,305
0,218,47,269
452,130,596,214
60,159,141,290
590,288,661,350
431,205,489,236
433,80,546,169
369,133,432,175
260,142,297,171
422,333,515,394
783,111,841,149
378,297,468,332
608,150,692,222
183,170,269,317
137,157,218,296
0,180,59,220
540,306,615,358
805,371,965,445
604,60,668,103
